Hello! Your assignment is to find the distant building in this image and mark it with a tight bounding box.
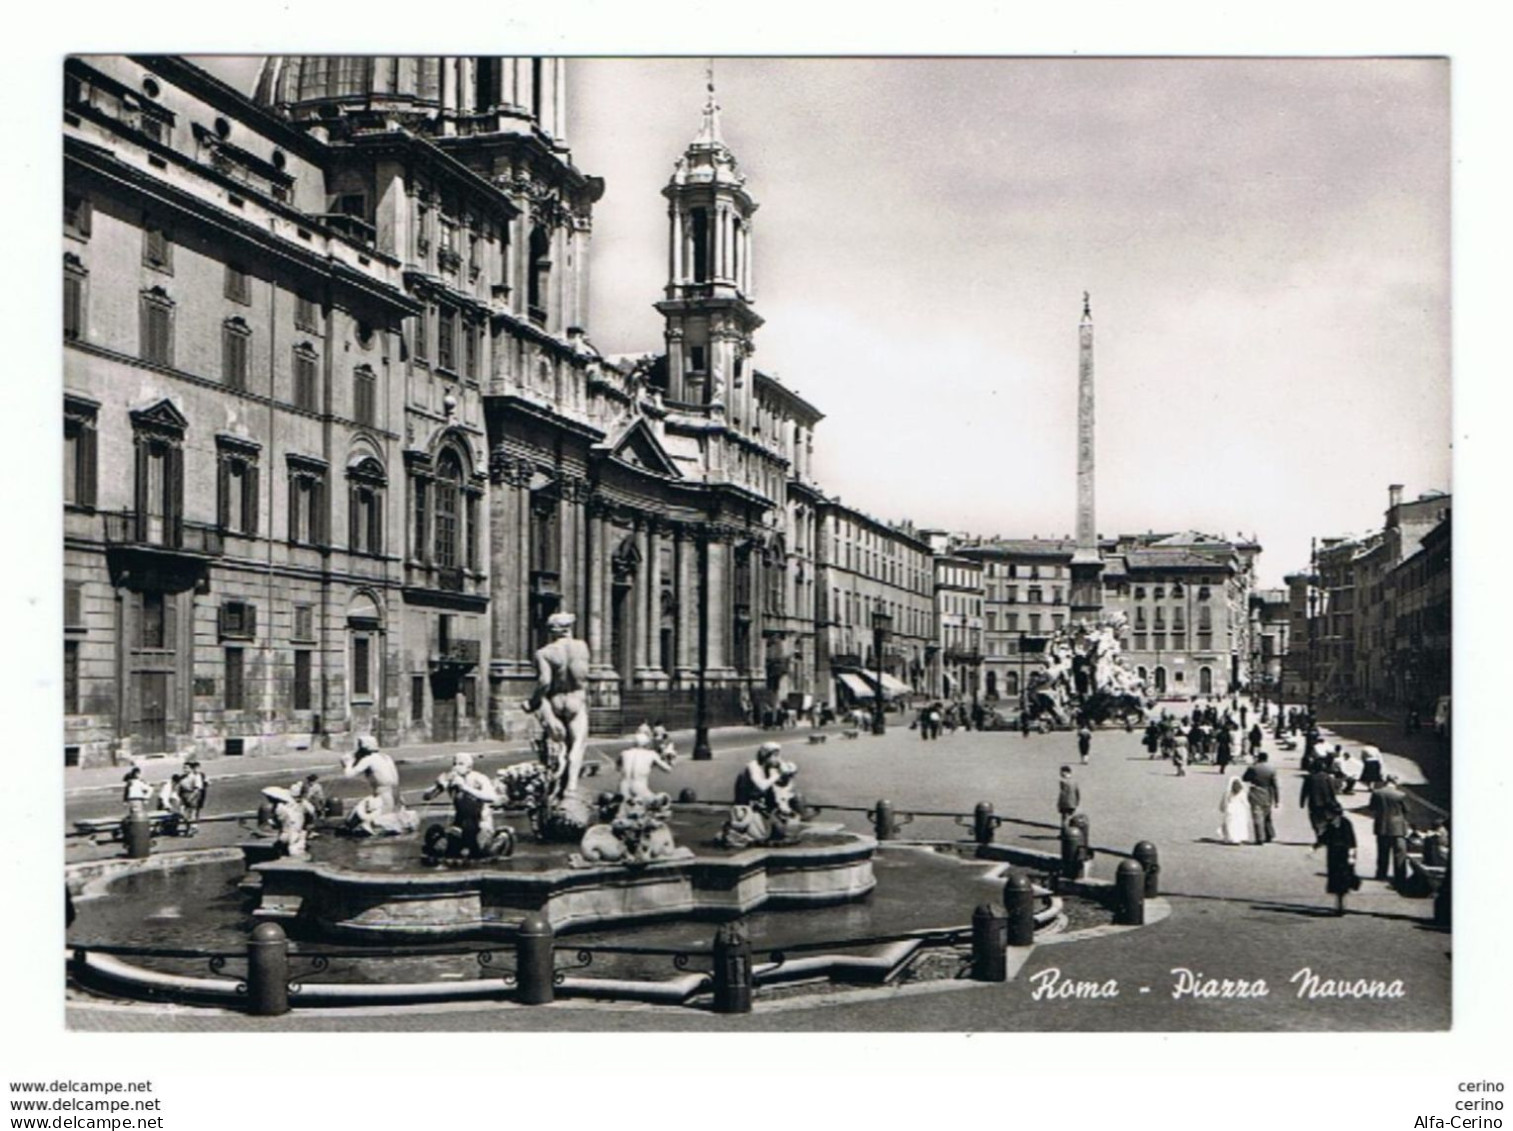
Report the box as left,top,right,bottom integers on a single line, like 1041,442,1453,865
1100,532,1260,699
814,502,934,711
1249,587,1291,702
932,553,983,701
955,538,1075,705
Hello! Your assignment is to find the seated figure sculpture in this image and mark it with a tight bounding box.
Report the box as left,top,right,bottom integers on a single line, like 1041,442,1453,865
421,752,513,862
523,611,593,836
341,735,418,837
573,792,686,867
720,745,804,847
618,733,675,802
262,786,309,858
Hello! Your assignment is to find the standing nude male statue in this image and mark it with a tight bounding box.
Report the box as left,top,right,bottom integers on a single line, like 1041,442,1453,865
524,611,592,802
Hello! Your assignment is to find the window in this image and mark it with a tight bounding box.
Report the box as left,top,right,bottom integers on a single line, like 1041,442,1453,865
225,263,250,304
64,192,91,240
411,479,428,563
142,223,172,272
64,398,98,508
1027,587,1042,604
216,449,259,536
1007,613,1019,632
415,202,430,257
437,306,456,371
222,320,250,390
1053,614,1066,630
287,459,327,546
219,601,257,640
294,605,315,642
351,636,371,698
462,675,478,719
64,256,87,341
139,289,174,367
1154,586,1166,600
293,650,313,711
1052,587,1064,605
688,345,706,372
353,366,376,427
527,226,550,321
62,639,80,716
434,450,462,568
295,295,319,332
293,345,319,411
1134,586,1146,600
225,647,245,710
1153,608,1166,629
463,321,478,379
690,208,709,282
1029,614,1042,633
412,307,428,364
1134,633,1148,651
349,480,384,556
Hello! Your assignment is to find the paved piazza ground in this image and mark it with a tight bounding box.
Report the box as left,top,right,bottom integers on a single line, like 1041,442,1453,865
66,718,1450,1031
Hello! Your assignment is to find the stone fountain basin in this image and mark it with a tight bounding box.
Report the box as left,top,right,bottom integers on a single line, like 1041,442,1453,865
245,808,877,941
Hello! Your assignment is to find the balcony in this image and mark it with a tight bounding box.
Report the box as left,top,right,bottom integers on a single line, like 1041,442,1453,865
437,566,467,593
102,510,223,557
431,637,481,671
944,649,983,666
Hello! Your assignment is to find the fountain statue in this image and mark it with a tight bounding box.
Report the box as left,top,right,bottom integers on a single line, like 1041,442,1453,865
719,745,804,847
261,786,310,858
1024,613,1150,728
421,752,515,863
341,735,419,837
618,732,675,801
523,611,594,836
573,792,687,866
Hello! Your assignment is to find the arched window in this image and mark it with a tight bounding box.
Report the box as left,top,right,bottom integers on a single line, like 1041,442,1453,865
347,456,386,556
527,226,550,322
1199,666,1214,694
433,449,463,568
1154,666,1168,693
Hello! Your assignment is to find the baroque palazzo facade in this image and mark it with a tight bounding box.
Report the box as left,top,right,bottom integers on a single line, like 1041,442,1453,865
63,55,824,767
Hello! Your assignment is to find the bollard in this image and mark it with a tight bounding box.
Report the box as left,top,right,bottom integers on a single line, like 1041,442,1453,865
1115,859,1146,925
246,922,290,1016
122,813,152,859
712,921,753,1014
1060,826,1081,880
325,797,344,818
1433,866,1451,928
872,800,897,841
1003,871,1037,947
971,904,1008,982
973,801,996,845
677,788,698,804
1132,840,1160,897
515,914,556,1005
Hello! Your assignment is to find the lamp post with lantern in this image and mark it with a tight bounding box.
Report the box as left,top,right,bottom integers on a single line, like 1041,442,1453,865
871,599,892,736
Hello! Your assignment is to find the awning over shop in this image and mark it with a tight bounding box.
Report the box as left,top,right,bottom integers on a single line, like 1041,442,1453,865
836,671,911,700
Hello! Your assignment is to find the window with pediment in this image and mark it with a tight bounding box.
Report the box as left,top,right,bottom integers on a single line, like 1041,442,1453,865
347,456,386,557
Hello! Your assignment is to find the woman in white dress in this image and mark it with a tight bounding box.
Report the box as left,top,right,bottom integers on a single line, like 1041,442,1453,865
1219,776,1254,844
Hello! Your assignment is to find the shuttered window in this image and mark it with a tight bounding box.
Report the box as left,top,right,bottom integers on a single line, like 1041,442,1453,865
353,367,376,427
293,650,313,711
224,647,245,710
222,322,250,390
293,347,318,411
140,293,174,367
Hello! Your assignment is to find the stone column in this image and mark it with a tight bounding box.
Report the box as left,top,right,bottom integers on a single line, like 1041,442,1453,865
517,485,534,661
646,522,665,681
585,503,606,661
633,518,653,680
669,207,681,287
707,532,730,675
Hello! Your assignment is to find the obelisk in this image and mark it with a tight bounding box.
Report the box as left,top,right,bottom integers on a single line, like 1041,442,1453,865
1069,291,1104,619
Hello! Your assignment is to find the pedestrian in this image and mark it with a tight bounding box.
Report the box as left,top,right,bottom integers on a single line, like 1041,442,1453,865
1242,751,1280,844
1171,729,1188,776
262,786,309,859
1217,776,1254,845
1240,704,1248,729
1314,802,1360,915
156,773,185,834
1077,722,1092,765
122,766,152,819
1215,725,1234,773
1359,746,1385,790
1300,760,1339,842
1368,774,1411,886
1057,765,1081,830
177,758,207,835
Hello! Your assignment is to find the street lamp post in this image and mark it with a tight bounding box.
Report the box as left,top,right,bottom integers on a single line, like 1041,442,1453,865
693,532,712,760
871,600,891,736
1306,536,1318,729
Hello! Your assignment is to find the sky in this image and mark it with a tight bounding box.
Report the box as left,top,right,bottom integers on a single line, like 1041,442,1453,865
201,56,1450,587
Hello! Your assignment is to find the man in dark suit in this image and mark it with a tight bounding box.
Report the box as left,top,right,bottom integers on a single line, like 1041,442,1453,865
1300,762,1339,841
1368,774,1411,885
1242,751,1280,844
1057,765,1081,830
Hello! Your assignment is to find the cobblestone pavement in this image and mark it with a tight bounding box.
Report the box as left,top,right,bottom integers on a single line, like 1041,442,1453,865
67,707,1450,1031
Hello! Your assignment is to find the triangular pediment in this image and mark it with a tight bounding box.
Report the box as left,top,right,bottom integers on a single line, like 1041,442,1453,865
598,417,681,478
129,397,189,433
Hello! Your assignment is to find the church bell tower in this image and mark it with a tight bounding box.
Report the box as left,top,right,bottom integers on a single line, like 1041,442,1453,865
655,70,763,425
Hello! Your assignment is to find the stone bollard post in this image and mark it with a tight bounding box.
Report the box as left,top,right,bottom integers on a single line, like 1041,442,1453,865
515,915,556,1005
973,801,996,845
871,800,897,841
1003,871,1037,947
1433,865,1451,928
971,904,1008,982
1115,859,1146,925
122,814,152,859
677,788,698,804
712,921,753,1014
1132,841,1160,897
246,922,290,1016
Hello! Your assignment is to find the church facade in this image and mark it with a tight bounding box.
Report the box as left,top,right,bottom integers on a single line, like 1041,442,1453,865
63,55,828,766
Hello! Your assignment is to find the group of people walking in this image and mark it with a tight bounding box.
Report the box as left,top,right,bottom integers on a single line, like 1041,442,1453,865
120,760,207,836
